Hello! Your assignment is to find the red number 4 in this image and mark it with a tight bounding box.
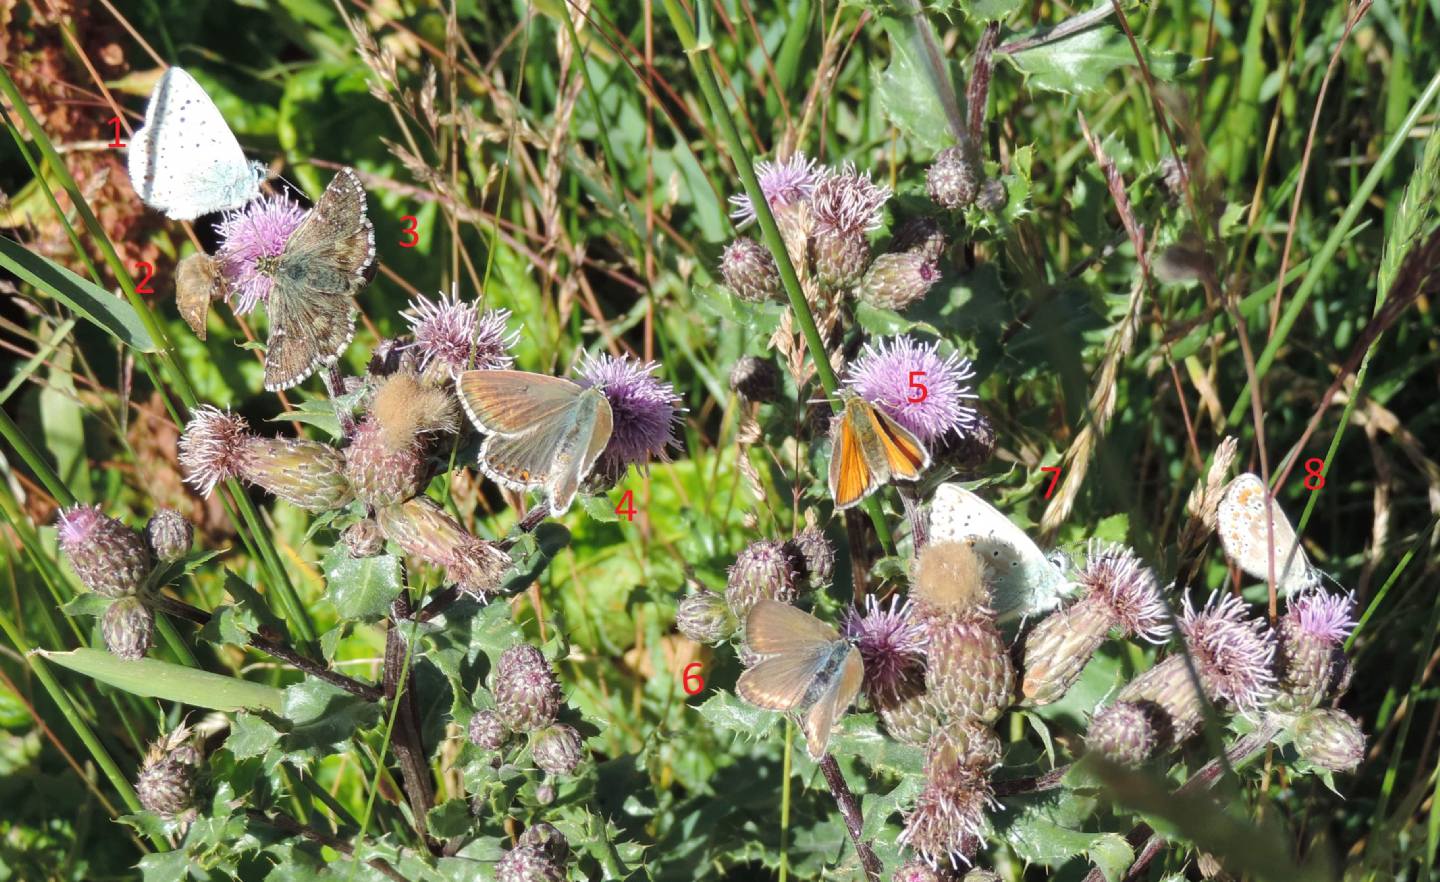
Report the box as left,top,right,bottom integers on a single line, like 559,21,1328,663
907,370,928,403
1041,466,1062,500
682,662,704,695
615,489,637,521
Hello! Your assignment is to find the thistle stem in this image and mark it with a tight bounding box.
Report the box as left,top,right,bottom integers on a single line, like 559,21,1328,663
818,754,883,880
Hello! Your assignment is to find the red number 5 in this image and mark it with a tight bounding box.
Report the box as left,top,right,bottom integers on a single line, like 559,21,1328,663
907,370,928,403
399,215,418,248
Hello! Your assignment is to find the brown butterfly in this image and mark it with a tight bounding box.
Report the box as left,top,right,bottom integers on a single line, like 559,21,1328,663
262,168,373,391
827,394,930,509
174,252,223,339
737,599,865,759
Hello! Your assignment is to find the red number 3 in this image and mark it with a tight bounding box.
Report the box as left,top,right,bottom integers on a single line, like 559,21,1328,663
399,215,418,248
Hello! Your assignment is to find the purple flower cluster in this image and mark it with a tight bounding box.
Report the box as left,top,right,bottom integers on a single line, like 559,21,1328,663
1180,592,1276,714
577,353,683,477
1077,540,1171,643
727,152,820,226
845,335,977,444
842,595,928,701
401,289,517,376
216,194,307,314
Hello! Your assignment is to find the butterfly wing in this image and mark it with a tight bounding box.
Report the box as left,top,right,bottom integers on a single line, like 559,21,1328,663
174,252,222,339
455,371,588,437
745,598,841,655
736,650,830,713
828,402,878,510
541,389,613,515
127,68,262,219
263,169,372,391
799,646,864,759
929,483,1070,620
1218,474,1316,594
867,405,930,481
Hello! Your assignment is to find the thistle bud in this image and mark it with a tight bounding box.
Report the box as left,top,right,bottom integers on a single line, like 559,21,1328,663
1273,591,1354,712
1087,700,1160,766
103,595,154,661
535,781,556,805
729,355,781,403
876,676,940,746
928,719,1003,773
1294,708,1364,773
923,609,1014,725
812,229,870,289
242,437,354,511
857,251,940,311
144,508,193,563
893,860,944,882
493,644,561,733
518,822,570,865
720,238,782,303
891,216,947,264
965,871,1002,882
786,525,835,589
675,589,737,644
927,146,978,210
468,709,508,751
342,518,385,558
344,418,427,507
57,505,152,598
531,723,585,776
136,726,201,817
976,179,1007,213
725,539,800,619
496,844,565,882
1022,543,1168,706
375,497,509,598
1116,655,1203,749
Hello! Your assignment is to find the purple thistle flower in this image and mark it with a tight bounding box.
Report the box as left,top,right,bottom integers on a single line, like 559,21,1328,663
576,353,683,477
842,595,928,701
728,152,820,226
215,194,307,314
178,406,253,496
1285,590,1356,645
845,335,977,444
1180,592,1276,714
810,161,891,237
401,290,518,377
1077,540,1171,643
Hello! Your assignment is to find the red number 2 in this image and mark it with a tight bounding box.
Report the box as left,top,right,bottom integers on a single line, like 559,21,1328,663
107,116,124,148
399,215,419,247
907,370,928,403
682,662,704,695
615,489,637,522
1041,465,1062,500
133,261,155,294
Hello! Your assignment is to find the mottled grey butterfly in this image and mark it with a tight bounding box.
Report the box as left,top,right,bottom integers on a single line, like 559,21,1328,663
261,168,374,391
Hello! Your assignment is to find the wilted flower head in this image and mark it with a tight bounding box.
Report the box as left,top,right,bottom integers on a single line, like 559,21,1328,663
898,762,992,867
577,353,682,477
1286,590,1356,645
401,289,517,377
809,162,891,237
178,406,252,496
216,194,307,314
728,152,820,225
1180,592,1276,713
845,336,977,445
1076,540,1170,642
842,595,928,701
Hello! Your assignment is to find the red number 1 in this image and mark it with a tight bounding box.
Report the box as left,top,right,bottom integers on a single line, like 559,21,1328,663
107,116,124,148
1041,466,1062,500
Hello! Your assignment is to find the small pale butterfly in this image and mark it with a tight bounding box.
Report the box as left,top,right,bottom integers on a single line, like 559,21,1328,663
454,369,614,516
1216,473,1319,595
736,599,864,760
828,394,930,510
928,483,1073,621
261,168,373,391
127,67,266,220
174,252,224,339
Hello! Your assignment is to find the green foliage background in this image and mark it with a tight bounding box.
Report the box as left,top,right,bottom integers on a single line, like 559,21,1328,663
2,0,1438,879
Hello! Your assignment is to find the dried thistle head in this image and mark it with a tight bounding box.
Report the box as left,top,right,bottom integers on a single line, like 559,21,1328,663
913,541,989,612
370,368,460,453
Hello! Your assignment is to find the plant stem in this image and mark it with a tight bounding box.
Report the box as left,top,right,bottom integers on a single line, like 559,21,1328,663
384,594,438,851
817,754,882,880
249,809,408,882
660,0,896,557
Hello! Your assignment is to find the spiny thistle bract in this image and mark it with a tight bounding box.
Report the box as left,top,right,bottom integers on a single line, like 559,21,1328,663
675,589,738,644
725,538,801,618
57,505,152,598
135,726,202,818
144,508,193,562
102,595,154,661
493,644,562,733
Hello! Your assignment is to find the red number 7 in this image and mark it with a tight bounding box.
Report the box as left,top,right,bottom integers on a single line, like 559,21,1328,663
1041,466,1062,500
